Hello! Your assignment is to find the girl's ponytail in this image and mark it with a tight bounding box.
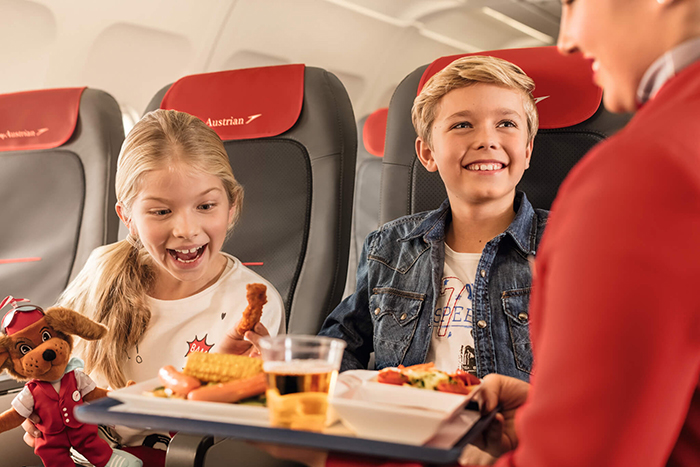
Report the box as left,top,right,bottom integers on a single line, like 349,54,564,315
57,237,153,388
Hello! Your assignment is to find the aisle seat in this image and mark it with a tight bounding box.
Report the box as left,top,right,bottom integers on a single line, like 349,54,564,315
145,65,357,467
145,64,357,335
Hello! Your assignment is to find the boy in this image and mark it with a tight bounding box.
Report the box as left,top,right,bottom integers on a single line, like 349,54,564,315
319,55,546,382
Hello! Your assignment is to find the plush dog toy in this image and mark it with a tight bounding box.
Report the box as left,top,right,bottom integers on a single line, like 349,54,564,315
0,296,141,467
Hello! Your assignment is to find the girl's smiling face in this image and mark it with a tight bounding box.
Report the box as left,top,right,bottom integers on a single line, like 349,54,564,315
118,161,234,299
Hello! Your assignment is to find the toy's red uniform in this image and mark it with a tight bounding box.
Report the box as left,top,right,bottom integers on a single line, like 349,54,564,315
27,370,112,467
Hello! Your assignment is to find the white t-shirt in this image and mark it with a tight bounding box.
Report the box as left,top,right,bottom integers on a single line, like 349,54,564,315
91,253,286,446
93,253,285,388
425,245,480,375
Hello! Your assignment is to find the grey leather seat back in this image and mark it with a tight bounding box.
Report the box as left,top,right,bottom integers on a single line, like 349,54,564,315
343,108,386,297
381,47,632,223
145,65,356,334
0,88,123,306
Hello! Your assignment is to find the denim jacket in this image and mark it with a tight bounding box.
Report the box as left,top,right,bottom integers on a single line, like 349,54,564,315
319,192,548,382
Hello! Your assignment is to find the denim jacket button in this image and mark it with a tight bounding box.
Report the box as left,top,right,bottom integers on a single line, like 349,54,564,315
479,269,486,278
374,307,380,315
400,313,407,320
477,320,487,328
518,312,529,322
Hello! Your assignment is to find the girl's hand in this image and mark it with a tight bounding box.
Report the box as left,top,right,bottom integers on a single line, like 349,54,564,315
22,413,41,448
470,373,530,459
219,322,270,357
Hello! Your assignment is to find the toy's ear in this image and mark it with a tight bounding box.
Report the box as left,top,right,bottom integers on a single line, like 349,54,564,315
44,307,108,341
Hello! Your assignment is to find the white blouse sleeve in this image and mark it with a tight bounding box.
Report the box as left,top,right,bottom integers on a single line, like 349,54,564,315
73,368,98,396
11,386,34,419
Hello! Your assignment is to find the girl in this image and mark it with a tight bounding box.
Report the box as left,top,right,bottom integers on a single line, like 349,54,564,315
24,109,285,462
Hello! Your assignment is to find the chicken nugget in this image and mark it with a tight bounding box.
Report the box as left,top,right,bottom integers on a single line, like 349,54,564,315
236,283,267,336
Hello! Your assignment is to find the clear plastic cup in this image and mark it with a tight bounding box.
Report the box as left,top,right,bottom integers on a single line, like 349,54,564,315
259,335,346,431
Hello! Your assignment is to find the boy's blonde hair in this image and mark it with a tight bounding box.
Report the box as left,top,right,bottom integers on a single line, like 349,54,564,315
412,55,539,149
58,110,243,388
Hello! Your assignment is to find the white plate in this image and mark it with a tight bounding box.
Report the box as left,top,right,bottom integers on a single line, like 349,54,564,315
107,378,269,426
329,370,479,445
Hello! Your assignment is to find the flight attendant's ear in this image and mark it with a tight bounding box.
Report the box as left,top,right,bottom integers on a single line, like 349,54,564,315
416,137,438,172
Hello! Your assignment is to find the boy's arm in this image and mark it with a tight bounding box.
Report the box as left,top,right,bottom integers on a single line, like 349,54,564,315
319,233,376,371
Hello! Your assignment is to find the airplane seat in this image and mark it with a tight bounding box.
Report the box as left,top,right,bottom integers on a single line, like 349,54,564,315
380,46,632,223
343,107,387,297
0,87,124,466
144,64,357,336
144,65,356,467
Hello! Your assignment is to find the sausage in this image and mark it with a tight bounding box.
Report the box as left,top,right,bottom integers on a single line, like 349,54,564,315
187,372,267,403
158,365,201,397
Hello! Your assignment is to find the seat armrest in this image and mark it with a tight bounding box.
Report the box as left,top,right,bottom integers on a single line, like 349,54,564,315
166,433,311,467
165,433,214,467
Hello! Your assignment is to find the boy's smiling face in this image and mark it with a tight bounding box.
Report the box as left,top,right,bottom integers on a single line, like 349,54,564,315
416,83,533,209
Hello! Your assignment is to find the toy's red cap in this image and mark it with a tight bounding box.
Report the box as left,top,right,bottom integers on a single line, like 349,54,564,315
0,296,45,336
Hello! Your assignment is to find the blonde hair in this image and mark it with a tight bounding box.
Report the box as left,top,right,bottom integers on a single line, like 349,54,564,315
57,109,243,388
412,55,539,149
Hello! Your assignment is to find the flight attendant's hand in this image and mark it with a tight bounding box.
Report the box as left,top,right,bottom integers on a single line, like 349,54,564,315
219,322,270,357
470,373,530,459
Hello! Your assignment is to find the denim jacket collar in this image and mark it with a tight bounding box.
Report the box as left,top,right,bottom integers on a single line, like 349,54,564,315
399,191,538,255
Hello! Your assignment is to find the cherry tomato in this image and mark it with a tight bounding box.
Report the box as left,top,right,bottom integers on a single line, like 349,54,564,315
436,380,474,395
377,368,409,385
451,369,481,386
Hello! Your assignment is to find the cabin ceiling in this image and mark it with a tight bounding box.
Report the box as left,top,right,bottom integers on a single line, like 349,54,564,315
0,0,561,125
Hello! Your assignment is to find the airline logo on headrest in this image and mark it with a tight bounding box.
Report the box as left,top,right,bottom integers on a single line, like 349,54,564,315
0,128,49,141
205,114,262,128
534,96,550,104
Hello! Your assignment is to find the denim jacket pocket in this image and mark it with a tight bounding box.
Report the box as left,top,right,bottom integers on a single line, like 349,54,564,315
501,287,534,375
369,287,425,368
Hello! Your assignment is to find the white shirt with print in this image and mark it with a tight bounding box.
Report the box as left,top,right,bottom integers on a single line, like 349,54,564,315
426,245,480,375
106,253,285,386
89,252,285,446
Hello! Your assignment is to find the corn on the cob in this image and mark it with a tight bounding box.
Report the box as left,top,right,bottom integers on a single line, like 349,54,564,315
183,352,263,383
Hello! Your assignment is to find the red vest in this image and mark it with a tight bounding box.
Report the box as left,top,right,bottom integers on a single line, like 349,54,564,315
27,370,86,435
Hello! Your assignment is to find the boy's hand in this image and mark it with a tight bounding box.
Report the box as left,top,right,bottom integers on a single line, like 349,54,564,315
472,374,530,458
22,413,41,448
219,322,270,357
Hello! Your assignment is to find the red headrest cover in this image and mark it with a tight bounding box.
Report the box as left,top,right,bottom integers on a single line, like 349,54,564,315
417,47,601,130
362,108,388,157
0,87,85,152
161,64,305,141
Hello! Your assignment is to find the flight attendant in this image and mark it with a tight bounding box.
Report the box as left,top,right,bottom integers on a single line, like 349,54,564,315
464,0,700,465
318,0,700,465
